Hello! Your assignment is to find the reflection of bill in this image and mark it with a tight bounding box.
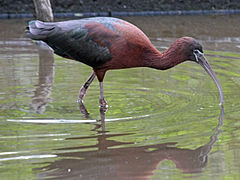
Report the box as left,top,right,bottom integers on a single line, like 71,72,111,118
37,106,224,179
32,45,54,114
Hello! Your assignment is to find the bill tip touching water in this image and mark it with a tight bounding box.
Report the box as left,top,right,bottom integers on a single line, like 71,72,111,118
25,17,224,108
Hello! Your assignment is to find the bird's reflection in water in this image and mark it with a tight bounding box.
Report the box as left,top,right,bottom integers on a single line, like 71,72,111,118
37,106,224,179
32,45,54,114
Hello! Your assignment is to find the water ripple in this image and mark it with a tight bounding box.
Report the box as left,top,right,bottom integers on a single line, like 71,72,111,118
0,155,57,161
7,115,150,124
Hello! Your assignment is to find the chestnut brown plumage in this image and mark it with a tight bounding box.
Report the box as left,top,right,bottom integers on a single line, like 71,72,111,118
25,17,224,108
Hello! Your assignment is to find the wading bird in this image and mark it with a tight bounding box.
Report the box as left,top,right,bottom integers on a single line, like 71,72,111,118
25,17,224,108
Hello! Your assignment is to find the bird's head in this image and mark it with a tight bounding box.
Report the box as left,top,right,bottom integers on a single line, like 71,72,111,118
176,37,224,105
173,37,203,62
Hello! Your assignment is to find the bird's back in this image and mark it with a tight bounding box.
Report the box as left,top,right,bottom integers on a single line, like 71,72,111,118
26,17,154,69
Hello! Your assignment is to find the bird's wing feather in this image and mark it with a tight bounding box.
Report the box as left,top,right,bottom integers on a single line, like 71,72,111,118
26,20,117,68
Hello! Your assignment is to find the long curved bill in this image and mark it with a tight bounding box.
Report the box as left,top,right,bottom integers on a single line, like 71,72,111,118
198,54,224,106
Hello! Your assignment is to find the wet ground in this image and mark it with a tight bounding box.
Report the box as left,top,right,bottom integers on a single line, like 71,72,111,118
0,15,240,179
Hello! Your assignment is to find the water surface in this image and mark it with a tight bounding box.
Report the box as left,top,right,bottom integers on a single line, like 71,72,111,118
0,15,240,179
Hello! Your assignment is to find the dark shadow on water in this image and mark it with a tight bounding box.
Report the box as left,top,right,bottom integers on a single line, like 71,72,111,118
31,44,54,114
35,106,224,179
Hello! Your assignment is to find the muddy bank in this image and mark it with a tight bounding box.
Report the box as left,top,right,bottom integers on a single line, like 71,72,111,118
1,0,240,15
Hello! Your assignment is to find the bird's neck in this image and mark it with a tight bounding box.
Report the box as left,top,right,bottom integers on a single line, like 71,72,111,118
144,45,186,70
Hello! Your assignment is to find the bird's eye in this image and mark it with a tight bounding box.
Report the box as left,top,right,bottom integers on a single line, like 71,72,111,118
193,49,203,56
193,49,199,54
193,49,201,62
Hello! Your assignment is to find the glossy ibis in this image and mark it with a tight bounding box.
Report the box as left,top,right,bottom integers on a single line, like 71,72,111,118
25,17,224,108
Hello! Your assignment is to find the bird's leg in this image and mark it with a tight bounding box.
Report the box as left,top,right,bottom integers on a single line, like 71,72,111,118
78,72,95,103
78,102,90,118
99,81,108,109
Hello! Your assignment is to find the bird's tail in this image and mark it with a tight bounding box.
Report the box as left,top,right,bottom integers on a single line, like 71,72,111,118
25,20,56,40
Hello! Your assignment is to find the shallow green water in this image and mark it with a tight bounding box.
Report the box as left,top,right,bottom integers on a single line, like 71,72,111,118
0,15,240,179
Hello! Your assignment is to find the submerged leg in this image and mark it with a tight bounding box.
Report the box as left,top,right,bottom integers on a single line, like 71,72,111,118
78,102,90,118
99,81,108,108
78,72,95,103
